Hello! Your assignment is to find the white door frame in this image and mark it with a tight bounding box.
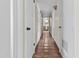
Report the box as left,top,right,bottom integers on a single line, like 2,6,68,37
12,0,24,57
24,0,36,57
13,0,36,58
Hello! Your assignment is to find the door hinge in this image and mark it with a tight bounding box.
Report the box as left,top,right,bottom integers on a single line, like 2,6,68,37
33,0,35,3
33,43,35,46
59,26,62,29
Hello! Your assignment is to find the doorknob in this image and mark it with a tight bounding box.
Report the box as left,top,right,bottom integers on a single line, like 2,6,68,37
26,27,31,30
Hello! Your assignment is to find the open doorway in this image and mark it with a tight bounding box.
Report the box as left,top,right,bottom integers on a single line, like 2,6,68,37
24,0,63,58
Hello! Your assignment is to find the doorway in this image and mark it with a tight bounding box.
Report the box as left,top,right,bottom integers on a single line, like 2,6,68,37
23,0,63,58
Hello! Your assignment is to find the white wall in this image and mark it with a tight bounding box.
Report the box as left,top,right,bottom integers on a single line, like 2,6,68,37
62,0,74,57
51,0,78,58
51,0,63,54
51,0,79,58
73,0,79,57
0,0,10,57
62,0,79,57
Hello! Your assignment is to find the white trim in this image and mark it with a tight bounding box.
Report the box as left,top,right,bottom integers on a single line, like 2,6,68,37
10,0,14,57
10,0,24,58
16,0,24,57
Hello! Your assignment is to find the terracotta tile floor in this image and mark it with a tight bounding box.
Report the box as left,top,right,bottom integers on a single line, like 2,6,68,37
33,31,62,58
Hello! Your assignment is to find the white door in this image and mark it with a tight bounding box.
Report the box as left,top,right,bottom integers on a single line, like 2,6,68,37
24,0,35,58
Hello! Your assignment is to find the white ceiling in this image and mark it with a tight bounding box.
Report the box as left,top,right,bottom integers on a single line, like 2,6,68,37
36,0,56,17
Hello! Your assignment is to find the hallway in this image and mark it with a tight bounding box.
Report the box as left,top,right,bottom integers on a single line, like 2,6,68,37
33,31,62,58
